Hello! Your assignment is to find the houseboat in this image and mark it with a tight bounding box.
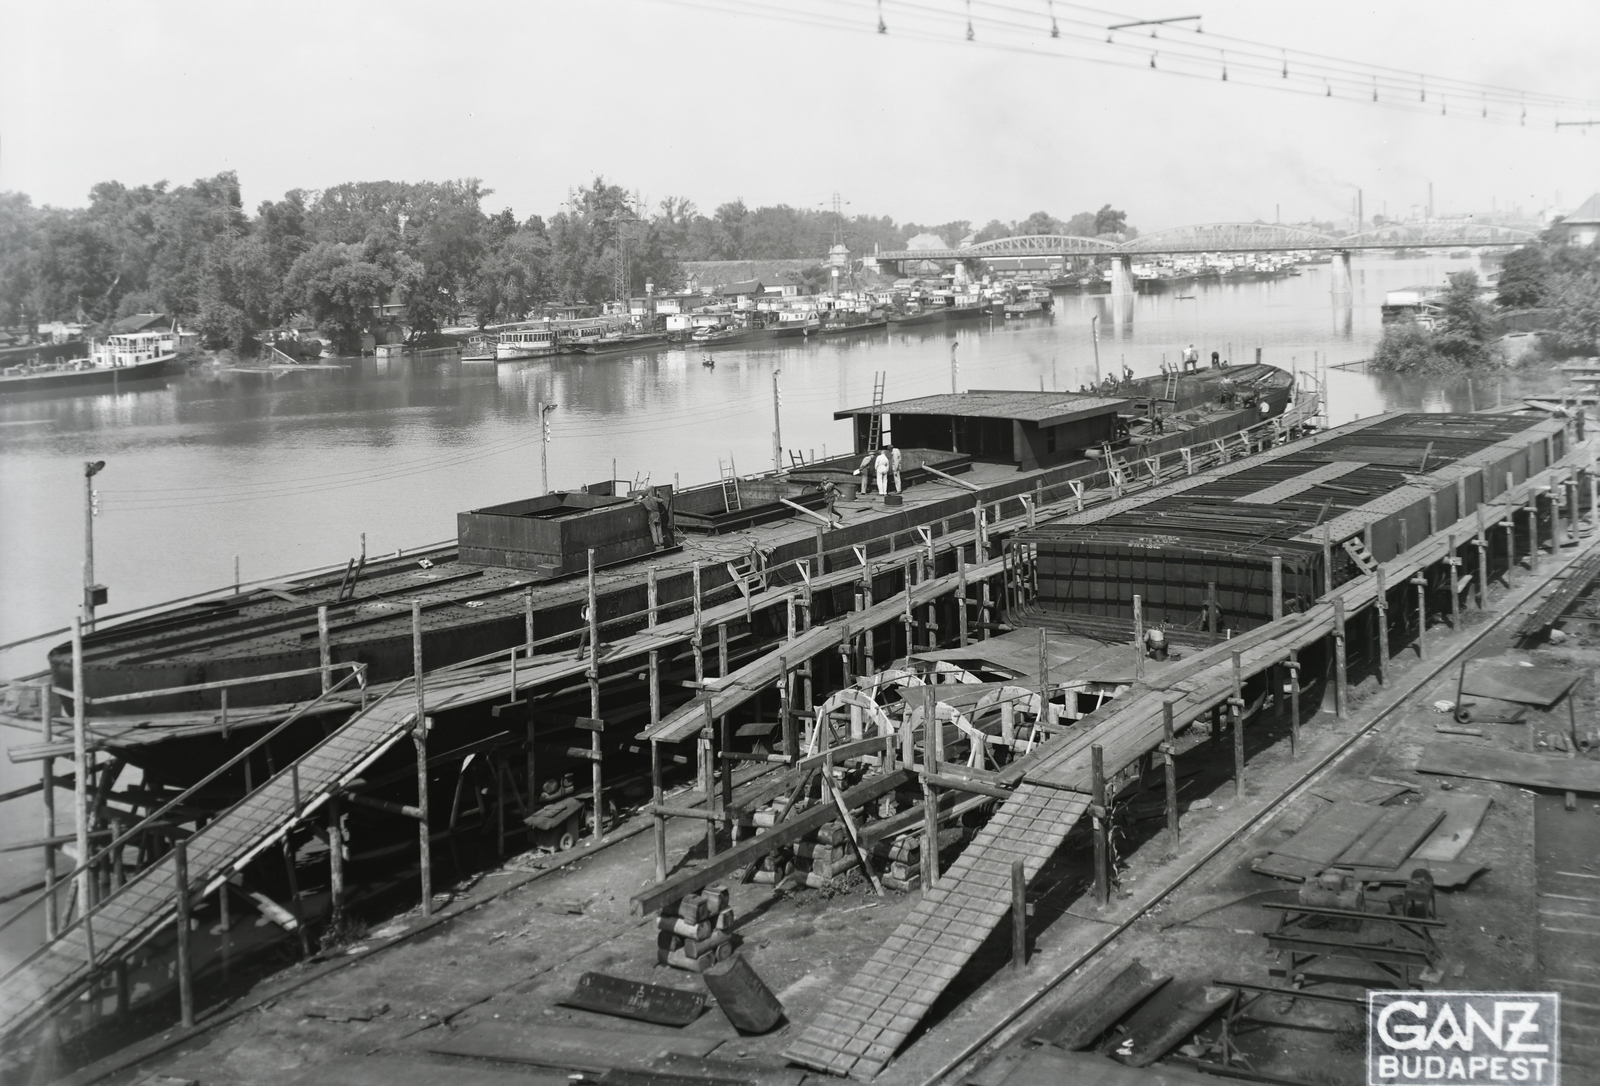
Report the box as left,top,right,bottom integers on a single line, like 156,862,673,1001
0,325,179,396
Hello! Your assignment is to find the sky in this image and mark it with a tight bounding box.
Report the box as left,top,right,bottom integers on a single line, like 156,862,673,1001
2,0,1598,232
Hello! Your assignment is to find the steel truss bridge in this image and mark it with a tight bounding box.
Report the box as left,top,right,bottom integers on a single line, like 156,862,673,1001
874,221,1536,262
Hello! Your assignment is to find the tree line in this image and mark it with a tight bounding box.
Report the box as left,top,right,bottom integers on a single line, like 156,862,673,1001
0,171,1130,354
1372,227,1600,374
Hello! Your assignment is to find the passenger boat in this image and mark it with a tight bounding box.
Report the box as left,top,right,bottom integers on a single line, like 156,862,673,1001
0,328,178,396
495,318,627,361
495,325,561,361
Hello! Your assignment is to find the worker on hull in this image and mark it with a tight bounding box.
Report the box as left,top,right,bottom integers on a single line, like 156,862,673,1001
874,448,890,498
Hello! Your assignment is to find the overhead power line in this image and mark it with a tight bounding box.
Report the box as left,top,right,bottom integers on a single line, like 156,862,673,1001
640,0,1597,129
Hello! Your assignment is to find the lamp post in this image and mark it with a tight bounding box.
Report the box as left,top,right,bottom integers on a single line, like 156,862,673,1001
1091,315,1101,385
950,341,960,394
538,403,557,495
83,460,106,631
772,370,783,473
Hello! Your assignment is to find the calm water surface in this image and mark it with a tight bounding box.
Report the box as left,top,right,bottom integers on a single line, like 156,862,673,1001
0,251,1526,933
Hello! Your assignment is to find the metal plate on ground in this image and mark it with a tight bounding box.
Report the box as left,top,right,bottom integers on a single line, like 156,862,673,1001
1418,741,1600,794
1535,792,1600,1070
285,1055,570,1086
986,1046,1246,1085
1031,959,1171,1051
1459,665,1582,708
1251,853,1488,889
1335,806,1446,870
558,971,706,1026
1270,801,1385,864
427,1022,720,1073
1409,795,1493,862
1105,983,1236,1068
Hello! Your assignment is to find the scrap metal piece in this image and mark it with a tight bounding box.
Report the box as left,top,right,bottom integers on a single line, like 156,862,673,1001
559,972,705,1027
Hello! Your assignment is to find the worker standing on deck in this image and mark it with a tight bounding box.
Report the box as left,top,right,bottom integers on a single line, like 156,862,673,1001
855,451,876,493
1182,343,1198,372
874,448,890,498
637,485,665,549
889,445,903,492
1211,350,1221,369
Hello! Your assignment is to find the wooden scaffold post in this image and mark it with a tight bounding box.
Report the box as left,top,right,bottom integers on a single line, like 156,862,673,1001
70,617,95,953
1161,701,1179,848
173,837,194,1028
1375,569,1391,685
587,548,604,845
1286,649,1301,756
921,684,940,890
39,678,58,938
411,600,432,917
1091,744,1108,908
1332,596,1348,719
1230,651,1245,798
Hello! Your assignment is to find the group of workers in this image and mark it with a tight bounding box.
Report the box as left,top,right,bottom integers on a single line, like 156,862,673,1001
1080,362,1139,396
854,445,904,496
1177,343,1230,373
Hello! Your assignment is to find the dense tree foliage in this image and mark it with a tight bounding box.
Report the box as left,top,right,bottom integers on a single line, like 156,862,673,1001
1373,271,1499,374
0,172,1138,352
1490,240,1600,356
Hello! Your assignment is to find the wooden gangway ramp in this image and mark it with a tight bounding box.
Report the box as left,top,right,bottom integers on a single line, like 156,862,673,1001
0,678,437,1034
0,567,821,1039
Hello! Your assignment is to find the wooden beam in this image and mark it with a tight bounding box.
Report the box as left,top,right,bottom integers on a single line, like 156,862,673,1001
924,465,981,492
630,768,910,915
922,772,1013,801
793,734,887,771
780,497,836,527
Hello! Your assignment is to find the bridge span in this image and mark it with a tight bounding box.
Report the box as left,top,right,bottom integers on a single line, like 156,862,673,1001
872,220,1535,265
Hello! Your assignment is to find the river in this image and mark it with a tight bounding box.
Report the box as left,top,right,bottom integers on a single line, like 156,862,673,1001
0,249,1532,952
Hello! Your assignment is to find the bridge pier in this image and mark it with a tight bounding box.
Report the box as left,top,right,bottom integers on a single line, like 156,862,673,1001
1109,255,1136,332
1109,255,1135,301
1330,248,1352,294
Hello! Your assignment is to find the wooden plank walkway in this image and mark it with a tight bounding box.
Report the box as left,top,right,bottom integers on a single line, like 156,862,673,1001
785,427,1589,1080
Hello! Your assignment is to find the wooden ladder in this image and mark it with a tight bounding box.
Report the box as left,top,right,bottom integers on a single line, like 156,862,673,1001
1342,536,1379,576
718,455,742,512
1162,371,1177,402
866,371,887,451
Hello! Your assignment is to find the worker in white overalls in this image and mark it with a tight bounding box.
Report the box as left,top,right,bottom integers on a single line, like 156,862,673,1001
855,451,876,493
889,445,903,492
874,448,890,498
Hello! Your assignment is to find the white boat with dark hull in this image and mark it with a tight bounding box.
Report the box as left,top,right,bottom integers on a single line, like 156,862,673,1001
495,318,630,361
